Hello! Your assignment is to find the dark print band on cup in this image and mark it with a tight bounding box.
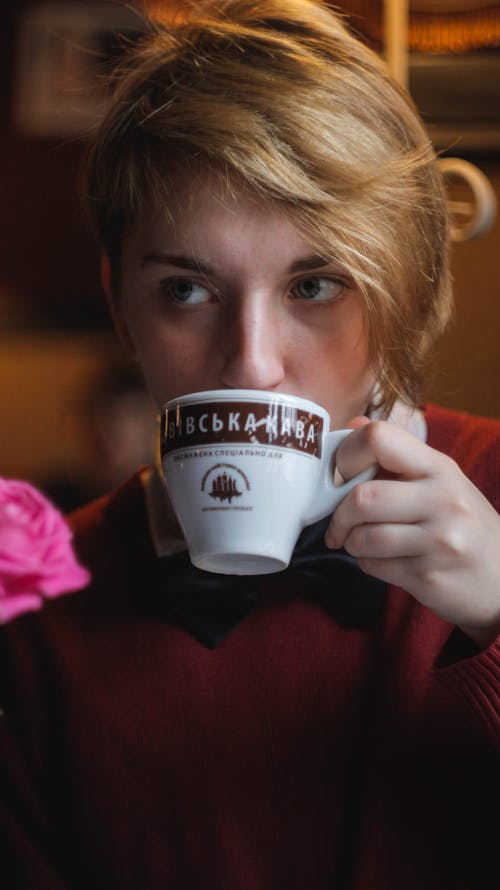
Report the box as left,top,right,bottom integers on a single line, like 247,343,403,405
161,401,324,458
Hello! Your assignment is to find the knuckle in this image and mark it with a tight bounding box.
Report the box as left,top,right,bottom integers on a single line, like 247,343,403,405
433,523,467,561
363,420,387,450
435,453,468,492
350,480,377,514
346,525,366,556
439,452,461,476
414,565,439,594
442,485,474,526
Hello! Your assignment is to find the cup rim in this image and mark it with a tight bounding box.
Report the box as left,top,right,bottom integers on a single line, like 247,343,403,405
162,389,330,421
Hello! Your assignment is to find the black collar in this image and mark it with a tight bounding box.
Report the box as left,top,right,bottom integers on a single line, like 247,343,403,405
154,518,387,648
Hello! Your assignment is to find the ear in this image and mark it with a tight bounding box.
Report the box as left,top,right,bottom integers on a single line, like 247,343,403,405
100,253,137,358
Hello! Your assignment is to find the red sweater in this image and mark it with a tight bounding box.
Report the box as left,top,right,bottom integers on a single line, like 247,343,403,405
1,403,499,889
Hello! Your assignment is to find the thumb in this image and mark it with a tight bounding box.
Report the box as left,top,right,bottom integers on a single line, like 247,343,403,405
335,417,375,482
345,415,371,430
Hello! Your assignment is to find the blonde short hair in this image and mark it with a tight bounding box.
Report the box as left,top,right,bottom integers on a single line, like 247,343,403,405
81,0,453,413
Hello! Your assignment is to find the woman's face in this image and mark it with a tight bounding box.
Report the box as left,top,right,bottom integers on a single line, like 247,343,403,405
114,170,374,430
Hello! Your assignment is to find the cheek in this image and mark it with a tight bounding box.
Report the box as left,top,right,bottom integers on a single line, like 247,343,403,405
133,326,211,407
309,316,373,411
316,313,369,377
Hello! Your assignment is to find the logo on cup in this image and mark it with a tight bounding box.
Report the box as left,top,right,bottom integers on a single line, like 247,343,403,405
208,470,242,503
201,463,251,506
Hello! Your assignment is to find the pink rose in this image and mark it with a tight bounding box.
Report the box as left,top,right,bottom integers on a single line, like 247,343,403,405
0,478,90,624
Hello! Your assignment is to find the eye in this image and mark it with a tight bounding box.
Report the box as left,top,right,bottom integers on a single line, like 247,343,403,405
291,276,345,302
161,278,213,305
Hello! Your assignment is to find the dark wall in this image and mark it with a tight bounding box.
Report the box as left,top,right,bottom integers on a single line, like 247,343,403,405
0,0,104,328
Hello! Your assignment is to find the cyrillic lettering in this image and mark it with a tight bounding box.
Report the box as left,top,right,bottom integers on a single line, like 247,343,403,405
244,413,257,433
266,414,278,436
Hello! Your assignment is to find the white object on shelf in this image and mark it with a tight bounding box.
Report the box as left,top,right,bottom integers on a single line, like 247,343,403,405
438,157,498,242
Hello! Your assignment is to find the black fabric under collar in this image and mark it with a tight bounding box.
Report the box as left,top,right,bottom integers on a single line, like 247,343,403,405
154,518,387,648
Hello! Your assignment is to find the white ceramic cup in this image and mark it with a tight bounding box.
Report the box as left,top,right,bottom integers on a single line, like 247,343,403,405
159,389,376,575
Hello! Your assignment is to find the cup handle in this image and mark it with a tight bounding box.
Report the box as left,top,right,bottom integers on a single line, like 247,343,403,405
302,429,377,527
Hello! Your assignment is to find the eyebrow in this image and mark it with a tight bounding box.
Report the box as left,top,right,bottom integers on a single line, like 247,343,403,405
288,255,333,273
141,253,214,274
141,252,334,275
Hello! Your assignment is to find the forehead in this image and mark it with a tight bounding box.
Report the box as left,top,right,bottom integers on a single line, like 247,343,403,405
123,163,318,263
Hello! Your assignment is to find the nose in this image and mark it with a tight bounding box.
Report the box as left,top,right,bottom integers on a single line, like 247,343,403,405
220,297,285,391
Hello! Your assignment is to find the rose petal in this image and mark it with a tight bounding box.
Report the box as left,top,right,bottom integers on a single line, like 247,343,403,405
0,593,43,624
41,564,92,597
0,478,91,623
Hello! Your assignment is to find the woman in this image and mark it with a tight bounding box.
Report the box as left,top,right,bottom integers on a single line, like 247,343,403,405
1,1,498,887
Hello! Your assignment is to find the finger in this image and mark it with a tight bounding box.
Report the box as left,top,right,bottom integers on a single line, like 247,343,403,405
327,478,429,547
335,420,443,482
341,522,428,560
355,555,425,592
345,415,371,430
332,417,371,484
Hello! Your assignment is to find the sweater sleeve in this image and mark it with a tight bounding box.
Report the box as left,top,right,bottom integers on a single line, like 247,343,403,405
423,405,500,748
432,635,500,749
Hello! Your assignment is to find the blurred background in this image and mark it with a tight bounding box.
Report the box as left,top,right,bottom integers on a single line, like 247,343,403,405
0,0,499,510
